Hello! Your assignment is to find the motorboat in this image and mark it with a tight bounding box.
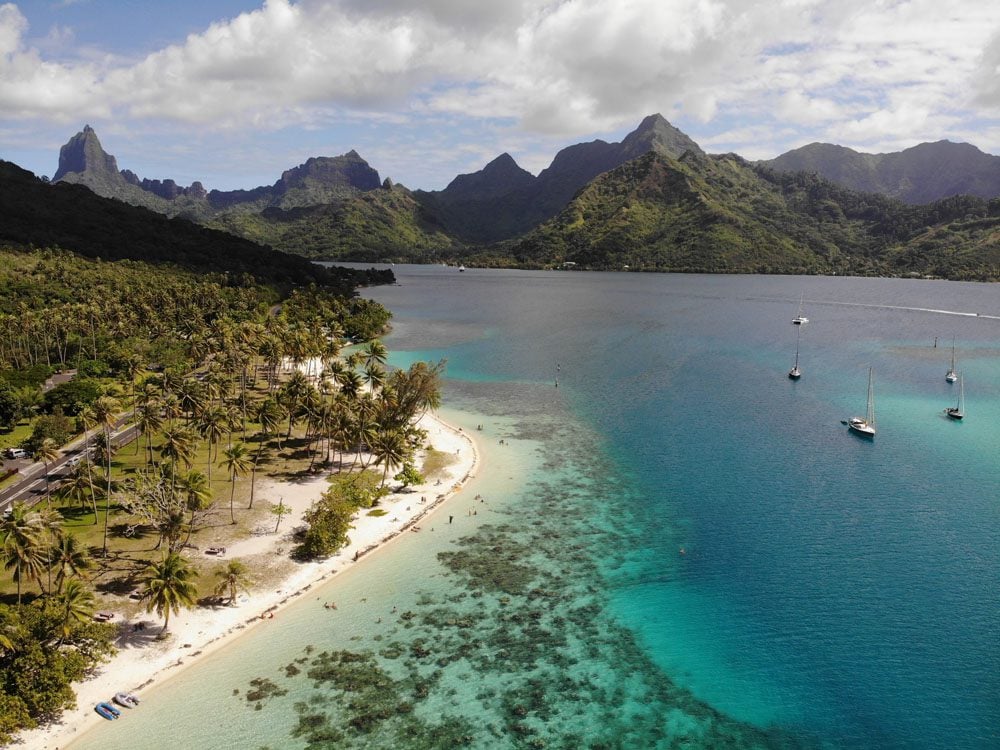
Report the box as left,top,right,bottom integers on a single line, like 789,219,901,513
792,293,809,325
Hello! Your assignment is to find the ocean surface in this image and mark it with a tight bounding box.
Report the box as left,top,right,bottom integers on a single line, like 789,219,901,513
72,268,999,749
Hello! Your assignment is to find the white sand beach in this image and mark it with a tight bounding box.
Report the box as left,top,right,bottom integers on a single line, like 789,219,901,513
19,411,479,750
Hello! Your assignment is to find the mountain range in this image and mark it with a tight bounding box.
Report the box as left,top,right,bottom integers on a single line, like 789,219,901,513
762,140,1000,204
12,116,1000,280
0,158,388,292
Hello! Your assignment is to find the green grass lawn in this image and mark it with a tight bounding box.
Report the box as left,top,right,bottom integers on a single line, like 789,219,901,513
0,420,32,451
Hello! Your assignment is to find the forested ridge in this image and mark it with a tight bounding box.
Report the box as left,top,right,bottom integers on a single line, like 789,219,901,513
471,152,1000,280
0,160,392,292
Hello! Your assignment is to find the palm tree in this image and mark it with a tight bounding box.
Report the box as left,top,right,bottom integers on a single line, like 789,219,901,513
279,370,312,439
92,395,119,557
220,443,252,524
197,405,229,484
363,364,386,393
161,392,183,427
1,504,45,604
135,400,163,461
52,578,96,643
74,407,101,522
32,438,60,505
160,425,197,485
177,378,206,422
214,560,251,605
140,552,198,634
338,369,363,401
371,428,409,489
122,352,144,420
330,406,355,470
36,506,64,595
247,398,283,510
58,462,98,517
51,533,92,593
177,469,212,546
309,400,337,469
363,339,388,370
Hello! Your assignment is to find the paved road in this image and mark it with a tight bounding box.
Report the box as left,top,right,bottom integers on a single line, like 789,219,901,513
0,419,137,514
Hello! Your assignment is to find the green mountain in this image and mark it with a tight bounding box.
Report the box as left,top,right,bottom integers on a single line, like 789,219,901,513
765,140,1000,204
210,182,457,261
0,160,390,291
415,113,703,244
39,119,1000,281
50,126,450,259
486,150,1000,280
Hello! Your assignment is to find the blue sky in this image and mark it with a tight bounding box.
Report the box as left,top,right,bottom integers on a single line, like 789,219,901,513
3,0,1000,191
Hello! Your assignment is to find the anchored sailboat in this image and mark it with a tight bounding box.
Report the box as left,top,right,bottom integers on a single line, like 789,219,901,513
945,338,958,383
945,374,965,420
788,326,802,380
848,368,876,438
792,294,809,325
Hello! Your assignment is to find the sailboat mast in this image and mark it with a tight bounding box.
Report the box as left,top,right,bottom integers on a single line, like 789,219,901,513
867,368,875,426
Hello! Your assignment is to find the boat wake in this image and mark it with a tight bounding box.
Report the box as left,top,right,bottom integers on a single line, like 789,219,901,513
774,298,999,320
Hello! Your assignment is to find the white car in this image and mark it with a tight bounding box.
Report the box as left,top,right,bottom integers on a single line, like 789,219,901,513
6,447,28,459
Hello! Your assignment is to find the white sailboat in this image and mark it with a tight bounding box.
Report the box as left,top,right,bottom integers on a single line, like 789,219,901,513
788,326,802,380
848,367,876,438
945,338,958,382
792,294,809,325
945,374,965,420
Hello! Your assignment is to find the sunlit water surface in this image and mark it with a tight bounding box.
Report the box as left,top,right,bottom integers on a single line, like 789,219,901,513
72,268,1000,749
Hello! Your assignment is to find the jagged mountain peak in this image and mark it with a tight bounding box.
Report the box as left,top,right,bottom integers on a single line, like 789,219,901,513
52,125,120,182
277,152,381,193
620,113,703,160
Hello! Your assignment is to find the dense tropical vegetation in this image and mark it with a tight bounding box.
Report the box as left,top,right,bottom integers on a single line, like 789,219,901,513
0,244,442,741
0,159,393,292
471,151,1000,280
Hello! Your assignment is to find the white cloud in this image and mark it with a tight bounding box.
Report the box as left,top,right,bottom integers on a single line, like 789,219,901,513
0,3,109,119
4,0,1000,183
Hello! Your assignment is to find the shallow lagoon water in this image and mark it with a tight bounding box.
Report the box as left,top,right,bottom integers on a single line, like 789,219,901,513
73,268,999,749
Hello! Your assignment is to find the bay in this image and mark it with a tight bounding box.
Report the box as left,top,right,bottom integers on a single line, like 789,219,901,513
72,267,1000,749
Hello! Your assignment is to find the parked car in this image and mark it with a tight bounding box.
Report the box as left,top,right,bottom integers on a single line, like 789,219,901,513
6,448,28,459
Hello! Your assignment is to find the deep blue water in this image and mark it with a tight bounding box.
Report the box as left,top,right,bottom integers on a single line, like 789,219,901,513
365,267,1000,749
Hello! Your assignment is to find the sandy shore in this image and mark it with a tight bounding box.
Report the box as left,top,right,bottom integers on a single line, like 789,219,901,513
19,411,478,750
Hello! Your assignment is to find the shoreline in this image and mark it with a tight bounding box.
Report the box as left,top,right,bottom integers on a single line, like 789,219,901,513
21,411,479,750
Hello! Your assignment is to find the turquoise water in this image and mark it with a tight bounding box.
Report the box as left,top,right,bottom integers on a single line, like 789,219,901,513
72,268,999,749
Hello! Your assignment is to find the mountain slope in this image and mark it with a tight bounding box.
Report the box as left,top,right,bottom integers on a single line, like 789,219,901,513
415,113,704,244
765,140,1000,204
0,160,388,290
489,151,1000,279
210,184,457,261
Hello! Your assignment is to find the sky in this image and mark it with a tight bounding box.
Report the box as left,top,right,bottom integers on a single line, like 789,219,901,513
2,0,1000,191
